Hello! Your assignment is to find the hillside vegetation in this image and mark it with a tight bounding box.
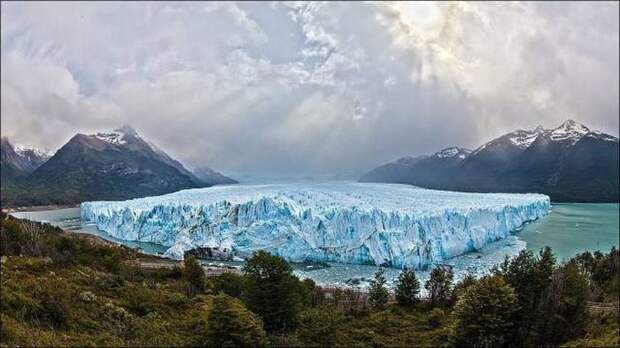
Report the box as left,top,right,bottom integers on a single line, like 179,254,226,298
1,213,618,347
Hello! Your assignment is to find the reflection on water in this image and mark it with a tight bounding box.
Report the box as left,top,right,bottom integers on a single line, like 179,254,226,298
11,203,619,289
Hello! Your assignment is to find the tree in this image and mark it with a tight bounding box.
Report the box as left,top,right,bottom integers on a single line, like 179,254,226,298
183,255,206,294
576,246,619,297
368,267,389,309
205,294,267,348
451,273,476,305
494,248,555,343
297,306,345,347
535,260,589,346
210,272,244,298
453,275,518,348
242,251,305,332
394,267,420,307
424,266,453,307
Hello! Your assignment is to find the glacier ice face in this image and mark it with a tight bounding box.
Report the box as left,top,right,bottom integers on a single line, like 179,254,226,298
80,182,550,269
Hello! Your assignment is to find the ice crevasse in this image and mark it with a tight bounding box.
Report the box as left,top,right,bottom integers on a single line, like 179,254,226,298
80,182,550,269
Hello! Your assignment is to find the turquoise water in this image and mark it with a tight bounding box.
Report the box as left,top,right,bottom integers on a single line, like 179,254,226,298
10,203,619,288
519,203,619,261
10,208,168,255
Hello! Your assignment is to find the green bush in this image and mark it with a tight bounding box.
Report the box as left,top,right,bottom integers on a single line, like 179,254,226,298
453,275,518,348
123,287,159,316
297,305,345,347
184,256,207,295
209,272,244,298
427,308,445,329
204,294,267,348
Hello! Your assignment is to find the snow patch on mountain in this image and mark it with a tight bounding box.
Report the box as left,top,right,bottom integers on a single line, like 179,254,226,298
94,131,127,145
81,182,550,269
509,129,543,149
14,145,53,160
587,130,618,142
434,147,471,159
549,119,590,143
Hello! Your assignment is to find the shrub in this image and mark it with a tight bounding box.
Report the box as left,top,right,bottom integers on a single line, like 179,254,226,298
183,256,206,295
123,287,158,316
427,308,446,329
297,305,345,347
205,294,267,348
210,272,244,298
453,275,518,347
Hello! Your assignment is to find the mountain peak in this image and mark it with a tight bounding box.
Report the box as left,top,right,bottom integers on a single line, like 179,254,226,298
14,144,53,159
91,125,141,146
550,119,590,143
115,124,138,137
556,119,588,131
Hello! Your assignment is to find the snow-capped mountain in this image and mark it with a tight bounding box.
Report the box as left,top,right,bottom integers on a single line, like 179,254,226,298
360,145,473,189
14,145,53,164
2,126,236,206
361,120,619,202
1,137,50,178
472,120,609,155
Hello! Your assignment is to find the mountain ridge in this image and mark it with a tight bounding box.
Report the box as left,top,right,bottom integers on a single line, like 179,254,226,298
1,126,236,207
360,120,619,202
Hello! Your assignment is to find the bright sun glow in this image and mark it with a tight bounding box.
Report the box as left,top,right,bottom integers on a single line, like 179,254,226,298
393,1,444,36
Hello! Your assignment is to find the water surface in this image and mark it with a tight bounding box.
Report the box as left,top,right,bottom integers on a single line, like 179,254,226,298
519,203,619,261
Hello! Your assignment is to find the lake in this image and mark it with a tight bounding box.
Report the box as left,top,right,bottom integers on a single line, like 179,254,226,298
519,203,619,261
10,203,619,288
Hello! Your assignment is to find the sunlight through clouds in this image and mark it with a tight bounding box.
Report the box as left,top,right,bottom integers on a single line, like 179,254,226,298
1,1,618,179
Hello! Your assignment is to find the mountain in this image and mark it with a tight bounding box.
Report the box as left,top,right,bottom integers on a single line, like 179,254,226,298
360,120,619,202
360,147,472,188
192,166,237,185
14,146,51,171
1,137,50,179
1,126,235,207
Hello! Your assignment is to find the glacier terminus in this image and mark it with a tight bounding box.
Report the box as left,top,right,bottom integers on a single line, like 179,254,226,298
80,182,551,269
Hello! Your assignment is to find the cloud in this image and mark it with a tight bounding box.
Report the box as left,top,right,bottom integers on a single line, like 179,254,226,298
1,1,618,179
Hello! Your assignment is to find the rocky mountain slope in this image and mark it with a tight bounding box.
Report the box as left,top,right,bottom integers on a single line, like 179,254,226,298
360,120,619,202
1,138,50,179
192,166,237,185
1,126,236,207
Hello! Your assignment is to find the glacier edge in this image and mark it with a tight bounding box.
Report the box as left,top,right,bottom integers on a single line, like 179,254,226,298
80,183,551,269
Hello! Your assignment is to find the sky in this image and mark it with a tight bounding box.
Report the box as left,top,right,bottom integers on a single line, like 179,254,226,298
1,1,619,180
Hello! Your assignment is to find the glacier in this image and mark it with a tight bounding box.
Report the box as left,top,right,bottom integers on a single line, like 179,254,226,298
80,182,550,269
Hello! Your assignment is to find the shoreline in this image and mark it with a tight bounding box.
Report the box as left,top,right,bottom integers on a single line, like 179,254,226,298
1,203,79,213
